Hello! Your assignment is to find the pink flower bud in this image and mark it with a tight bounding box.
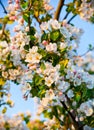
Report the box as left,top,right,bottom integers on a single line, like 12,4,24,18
15,0,19,4
11,46,16,49
73,71,77,75
9,15,17,21
77,75,81,79
59,91,63,96
42,40,48,46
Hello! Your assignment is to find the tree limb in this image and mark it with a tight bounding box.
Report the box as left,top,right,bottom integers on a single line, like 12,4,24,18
68,14,77,24
34,14,41,25
0,0,7,14
80,47,94,57
63,12,70,20
0,102,6,107
60,101,84,130
54,0,65,20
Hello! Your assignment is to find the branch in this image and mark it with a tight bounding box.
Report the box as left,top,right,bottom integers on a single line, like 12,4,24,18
60,101,84,130
0,102,6,107
0,0,7,14
80,47,94,57
54,0,65,20
63,12,70,20
34,14,41,25
60,101,77,124
68,14,77,24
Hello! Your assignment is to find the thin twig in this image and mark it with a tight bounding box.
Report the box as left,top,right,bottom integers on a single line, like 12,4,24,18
68,14,77,24
63,12,70,20
28,0,32,29
0,0,7,14
0,102,6,107
54,0,65,20
34,14,41,25
80,47,94,57
28,0,32,48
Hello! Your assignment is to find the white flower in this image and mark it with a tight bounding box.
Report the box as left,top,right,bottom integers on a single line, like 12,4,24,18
37,105,44,115
25,52,42,64
67,89,74,98
40,22,49,31
2,71,8,79
0,41,8,48
45,89,55,100
60,42,67,50
46,43,57,52
60,27,72,38
74,78,81,86
43,0,50,4
44,116,56,128
85,76,94,89
79,101,93,116
40,97,49,107
50,72,59,82
21,82,31,93
66,70,74,80
29,46,38,54
14,25,21,32
57,81,70,92
45,76,54,87
49,19,60,29
32,53,42,63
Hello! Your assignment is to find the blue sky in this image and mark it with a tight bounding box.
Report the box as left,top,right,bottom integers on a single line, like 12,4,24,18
0,0,94,119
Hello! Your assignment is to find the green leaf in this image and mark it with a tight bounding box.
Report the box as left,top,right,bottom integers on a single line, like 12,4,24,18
0,24,2,29
50,30,61,42
43,110,53,119
75,93,81,102
21,1,28,9
38,48,47,58
4,122,10,130
41,33,48,41
59,64,65,75
33,127,38,130
27,26,36,35
2,107,7,113
23,13,29,23
24,45,29,51
24,116,30,124
66,3,74,13
30,35,36,42
84,116,94,127
40,62,46,70
38,89,46,98
74,0,82,7
41,13,52,22
66,2,77,14
30,87,39,97
52,53,60,66
33,74,43,86
88,44,93,50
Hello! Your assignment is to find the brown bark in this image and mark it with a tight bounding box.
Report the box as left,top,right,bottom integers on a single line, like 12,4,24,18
54,0,65,20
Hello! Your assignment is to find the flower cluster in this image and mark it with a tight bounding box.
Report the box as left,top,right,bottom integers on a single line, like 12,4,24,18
0,40,24,85
75,53,94,73
6,18,92,128
78,0,94,21
43,0,53,11
0,0,94,129
0,112,31,130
